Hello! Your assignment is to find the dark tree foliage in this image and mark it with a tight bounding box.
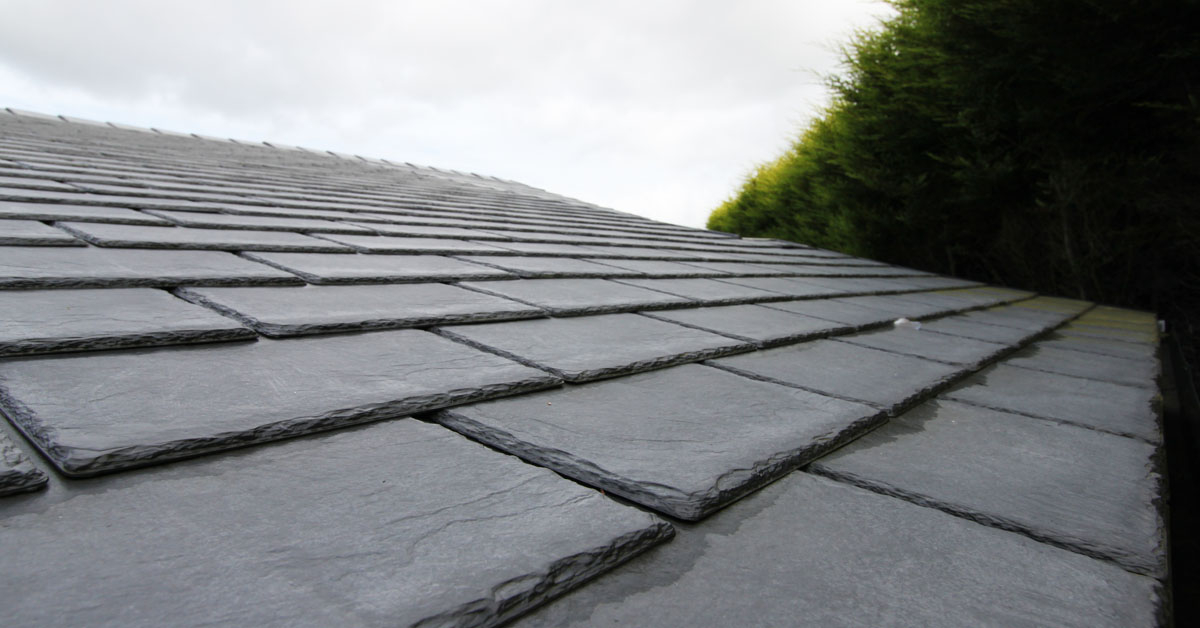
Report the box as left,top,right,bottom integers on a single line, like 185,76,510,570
709,0,1200,332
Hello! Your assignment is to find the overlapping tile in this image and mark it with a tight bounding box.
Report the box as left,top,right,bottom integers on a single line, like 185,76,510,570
709,339,963,413
1004,344,1159,388
314,233,514,254
834,325,1010,366
0,200,170,224
643,304,853,348
0,288,255,355
458,278,691,315
613,277,792,305
143,209,376,234
242,251,512,283
0,246,304,288
58,222,352,252
811,399,1165,577
435,363,883,520
0,330,560,476
455,255,641,279
516,472,1161,628
0,420,672,627
0,219,83,245
177,283,544,336
437,313,753,382
0,433,47,496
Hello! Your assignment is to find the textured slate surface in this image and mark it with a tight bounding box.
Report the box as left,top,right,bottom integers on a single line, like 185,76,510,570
0,219,84,245
0,433,47,496
515,472,1162,628
458,278,691,315
921,314,1046,344
241,252,513,284
143,209,376,234
613,277,791,304
704,276,843,299
763,296,901,327
315,233,514,254
1037,332,1160,362
0,288,256,355
710,339,964,413
1006,344,1160,388
643,304,853,348
585,259,731,278
0,330,560,476
0,246,304,288
177,283,544,336
0,200,170,224
812,399,1166,577
435,364,884,520
437,313,754,382
0,419,673,628
835,325,1010,366
456,255,640,278
58,222,353,252
945,363,1161,442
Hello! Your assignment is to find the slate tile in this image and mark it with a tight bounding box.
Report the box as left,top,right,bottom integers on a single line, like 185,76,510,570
435,364,883,520
0,246,303,289
762,296,898,327
241,252,512,284
0,432,47,496
316,233,515,255
786,276,914,295
576,245,702,260
177,283,544,337
834,326,1010,366
708,276,845,299
709,339,963,413
0,219,84,245
944,364,1161,442
143,209,375,234
0,200,170,225
437,313,753,382
920,315,1044,345
1037,333,1159,362
57,222,352,252
455,256,641,279
0,330,561,476
0,419,672,627
0,288,256,356
458,278,691,316
585,259,731,278
350,221,511,240
811,399,1165,577
515,472,1161,628
643,304,853,348
612,277,793,305
1058,322,1158,345
1005,344,1159,388
482,241,602,257
668,261,786,276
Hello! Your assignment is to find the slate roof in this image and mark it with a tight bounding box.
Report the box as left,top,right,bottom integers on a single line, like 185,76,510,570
0,109,1168,627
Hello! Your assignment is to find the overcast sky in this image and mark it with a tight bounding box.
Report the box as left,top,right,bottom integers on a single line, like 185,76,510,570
0,1,891,228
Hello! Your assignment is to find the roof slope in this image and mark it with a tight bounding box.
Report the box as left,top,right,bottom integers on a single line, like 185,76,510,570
0,110,1167,627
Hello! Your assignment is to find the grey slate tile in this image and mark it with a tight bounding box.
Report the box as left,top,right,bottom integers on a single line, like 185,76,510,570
0,288,256,356
0,419,672,627
1058,322,1158,345
434,363,884,520
458,278,691,316
834,326,1010,366
455,256,641,279
57,222,352,252
177,283,544,337
0,246,304,289
437,313,754,382
0,200,170,225
0,330,561,476
643,304,854,348
315,233,514,254
708,276,845,299
1037,332,1160,362
614,277,792,305
944,363,1161,442
349,221,511,240
582,259,729,278
811,399,1166,577
1005,344,1160,388
576,244,702,261
1,432,47,496
143,209,376,234
241,252,513,284
515,472,1161,628
762,296,899,327
484,241,604,257
0,219,84,245
709,339,964,413
921,315,1045,345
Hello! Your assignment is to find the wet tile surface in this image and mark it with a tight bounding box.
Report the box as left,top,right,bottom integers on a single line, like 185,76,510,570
178,283,544,336
710,339,964,413
812,399,1165,576
435,364,883,520
0,246,304,288
0,330,560,476
0,419,672,627
516,472,1160,628
0,288,255,355
437,313,754,382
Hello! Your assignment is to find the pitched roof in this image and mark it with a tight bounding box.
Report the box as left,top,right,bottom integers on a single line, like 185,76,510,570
0,109,1167,627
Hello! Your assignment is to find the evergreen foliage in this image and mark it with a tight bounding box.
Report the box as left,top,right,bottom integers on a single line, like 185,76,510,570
709,0,1200,329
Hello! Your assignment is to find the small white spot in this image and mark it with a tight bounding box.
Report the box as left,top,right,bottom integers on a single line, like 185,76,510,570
894,317,922,330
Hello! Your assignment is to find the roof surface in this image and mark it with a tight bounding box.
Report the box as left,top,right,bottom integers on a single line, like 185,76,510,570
0,109,1168,627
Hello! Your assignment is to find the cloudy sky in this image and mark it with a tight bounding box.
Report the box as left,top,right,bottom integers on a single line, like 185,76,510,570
0,1,891,228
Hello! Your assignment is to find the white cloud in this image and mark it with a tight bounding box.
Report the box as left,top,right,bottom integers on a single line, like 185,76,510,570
0,0,892,227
